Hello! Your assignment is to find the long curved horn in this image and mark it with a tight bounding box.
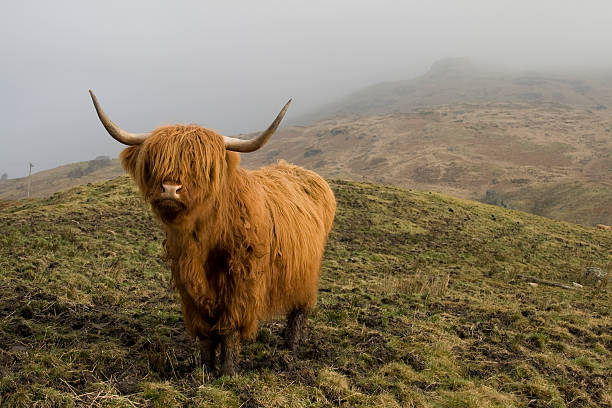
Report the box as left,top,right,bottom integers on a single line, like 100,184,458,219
223,99,292,152
89,90,150,145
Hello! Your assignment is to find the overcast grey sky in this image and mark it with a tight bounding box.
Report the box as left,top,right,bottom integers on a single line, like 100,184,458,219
1,0,612,178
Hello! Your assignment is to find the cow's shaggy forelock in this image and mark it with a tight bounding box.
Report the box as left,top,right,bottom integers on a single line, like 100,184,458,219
120,125,227,203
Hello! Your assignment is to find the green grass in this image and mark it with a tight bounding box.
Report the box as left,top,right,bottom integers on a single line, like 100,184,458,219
0,177,610,407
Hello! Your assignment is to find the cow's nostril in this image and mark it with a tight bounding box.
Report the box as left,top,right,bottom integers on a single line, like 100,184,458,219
176,186,183,192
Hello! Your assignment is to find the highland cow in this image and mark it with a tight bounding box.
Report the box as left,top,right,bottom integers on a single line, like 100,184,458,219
89,91,335,376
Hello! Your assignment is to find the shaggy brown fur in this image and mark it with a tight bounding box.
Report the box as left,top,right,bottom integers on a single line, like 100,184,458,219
119,125,335,376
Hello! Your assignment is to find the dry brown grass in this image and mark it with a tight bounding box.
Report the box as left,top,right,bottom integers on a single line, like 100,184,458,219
395,271,451,298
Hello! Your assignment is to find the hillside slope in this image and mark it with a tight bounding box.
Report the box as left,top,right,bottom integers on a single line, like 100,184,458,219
243,103,612,226
0,157,124,200
298,58,612,123
0,177,610,407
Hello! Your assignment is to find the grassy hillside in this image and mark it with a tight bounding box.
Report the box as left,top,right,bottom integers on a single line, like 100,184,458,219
243,103,612,226
0,177,610,407
298,58,612,123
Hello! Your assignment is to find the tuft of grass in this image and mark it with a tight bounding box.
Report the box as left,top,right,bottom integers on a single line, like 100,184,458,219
396,270,451,298
141,381,187,408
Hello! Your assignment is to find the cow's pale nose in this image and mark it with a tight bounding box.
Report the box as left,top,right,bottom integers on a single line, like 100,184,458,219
161,183,183,199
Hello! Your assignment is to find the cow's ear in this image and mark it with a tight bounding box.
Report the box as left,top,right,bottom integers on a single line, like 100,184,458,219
119,145,141,178
225,150,240,175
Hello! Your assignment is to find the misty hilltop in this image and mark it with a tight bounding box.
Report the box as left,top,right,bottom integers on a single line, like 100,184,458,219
298,58,612,123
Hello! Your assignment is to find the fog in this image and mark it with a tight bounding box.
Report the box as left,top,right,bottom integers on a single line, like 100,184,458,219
2,0,612,178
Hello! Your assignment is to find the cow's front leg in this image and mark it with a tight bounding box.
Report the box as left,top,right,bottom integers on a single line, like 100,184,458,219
199,334,219,374
220,330,241,376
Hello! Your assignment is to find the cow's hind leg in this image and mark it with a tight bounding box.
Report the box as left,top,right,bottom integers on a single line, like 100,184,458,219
199,334,219,374
284,306,309,355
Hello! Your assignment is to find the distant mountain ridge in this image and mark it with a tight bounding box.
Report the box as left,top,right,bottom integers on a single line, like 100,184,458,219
298,58,612,123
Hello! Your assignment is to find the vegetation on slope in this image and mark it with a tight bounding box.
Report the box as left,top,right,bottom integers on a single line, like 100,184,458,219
1,177,610,407
244,103,612,226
